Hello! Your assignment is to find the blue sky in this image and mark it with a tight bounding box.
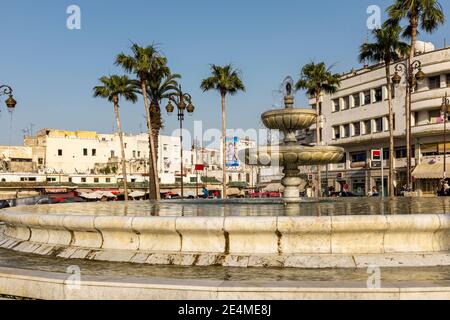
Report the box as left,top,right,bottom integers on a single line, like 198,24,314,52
0,0,449,146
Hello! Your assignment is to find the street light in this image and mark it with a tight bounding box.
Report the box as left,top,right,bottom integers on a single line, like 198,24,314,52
442,93,450,180
391,60,426,190
166,85,195,199
0,85,17,112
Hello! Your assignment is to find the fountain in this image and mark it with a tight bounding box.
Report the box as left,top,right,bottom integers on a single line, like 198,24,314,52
241,78,344,202
0,80,449,299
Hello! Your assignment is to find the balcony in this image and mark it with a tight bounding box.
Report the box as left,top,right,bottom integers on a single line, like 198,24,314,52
412,123,446,137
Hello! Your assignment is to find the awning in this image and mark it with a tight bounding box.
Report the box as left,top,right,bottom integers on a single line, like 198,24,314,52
263,183,285,192
412,163,446,179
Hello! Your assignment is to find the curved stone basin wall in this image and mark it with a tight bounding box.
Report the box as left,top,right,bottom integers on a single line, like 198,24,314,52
0,208,449,268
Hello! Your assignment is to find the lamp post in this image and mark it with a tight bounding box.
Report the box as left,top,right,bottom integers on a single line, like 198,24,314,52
166,85,195,199
391,60,426,190
0,85,17,112
442,93,450,180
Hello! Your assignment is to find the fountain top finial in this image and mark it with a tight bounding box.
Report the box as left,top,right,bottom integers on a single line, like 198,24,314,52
281,76,295,109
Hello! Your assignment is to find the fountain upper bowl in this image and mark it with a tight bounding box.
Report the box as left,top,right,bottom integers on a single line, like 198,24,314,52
262,109,317,131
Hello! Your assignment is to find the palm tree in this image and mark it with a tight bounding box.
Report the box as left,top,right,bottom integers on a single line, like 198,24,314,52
116,43,163,200
386,0,445,187
200,64,245,199
93,75,138,201
359,25,410,197
295,62,340,198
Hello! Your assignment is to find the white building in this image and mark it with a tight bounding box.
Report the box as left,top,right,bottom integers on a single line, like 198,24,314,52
303,43,450,196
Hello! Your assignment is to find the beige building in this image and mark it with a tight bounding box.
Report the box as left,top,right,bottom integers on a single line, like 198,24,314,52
303,42,450,196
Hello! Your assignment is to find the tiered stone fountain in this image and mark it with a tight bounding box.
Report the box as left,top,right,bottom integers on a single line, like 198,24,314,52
242,81,344,202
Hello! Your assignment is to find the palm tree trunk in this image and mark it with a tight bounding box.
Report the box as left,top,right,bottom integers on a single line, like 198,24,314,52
113,98,129,201
406,14,419,189
221,93,227,200
150,99,162,166
141,79,161,200
315,97,322,198
386,64,395,197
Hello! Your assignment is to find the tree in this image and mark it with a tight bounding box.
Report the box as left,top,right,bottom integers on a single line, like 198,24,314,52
93,75,138,201
386,0,445,188
116,43,163,200
200,64,245,199
359,25,410,197
295,62,340,197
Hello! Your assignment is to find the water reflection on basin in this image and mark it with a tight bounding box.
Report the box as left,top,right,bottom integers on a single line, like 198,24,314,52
5,197,450,217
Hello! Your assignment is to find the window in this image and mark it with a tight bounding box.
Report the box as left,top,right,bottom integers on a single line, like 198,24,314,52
58,149,63,156
375,118,383,132
332,99,340,112
81,178,87,183
383,149,390,160
92,149,97,156
131,179,136,183
124,143,127,149
396,148,407,159
353,94,361,108
111,151,115,157
190,177,197,183
1,179,5,182
342,97,350,110
428,76,440,90
447,74,450,87
47,178,56,182
342,124,350,138
429,109,442,124
363,120,371,134
364,91,371,105
138,151,141,158
106,178,111,183
333,126,340,140
68,178,72,183
133,151,136,158
94,178,99,183
83,148,88,156
163,144,168,152
374,87,383,102
353,123,361,136
38,158,44,165
351,152,367,163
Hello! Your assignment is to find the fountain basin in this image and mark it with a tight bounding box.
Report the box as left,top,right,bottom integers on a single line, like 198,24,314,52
262,108,317,131
0,201,449,268
241,145,344,166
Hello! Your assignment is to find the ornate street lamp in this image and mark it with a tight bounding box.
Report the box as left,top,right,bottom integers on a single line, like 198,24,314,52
166,85,195,199
442,93,450,180
0,85,17,112
391,60,426,190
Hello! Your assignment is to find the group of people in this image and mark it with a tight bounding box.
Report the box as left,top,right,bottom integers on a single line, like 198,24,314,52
438,180,450,197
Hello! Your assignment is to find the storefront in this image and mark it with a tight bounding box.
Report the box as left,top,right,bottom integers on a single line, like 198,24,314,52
412,163,446,196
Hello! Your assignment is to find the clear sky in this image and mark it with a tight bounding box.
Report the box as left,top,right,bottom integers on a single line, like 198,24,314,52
0,0,449,147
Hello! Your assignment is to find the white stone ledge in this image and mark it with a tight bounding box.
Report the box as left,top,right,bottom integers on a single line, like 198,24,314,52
0,210,449,262
0,266,449,300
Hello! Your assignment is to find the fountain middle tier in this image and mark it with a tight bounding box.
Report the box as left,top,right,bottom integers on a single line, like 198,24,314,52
241,145,344,167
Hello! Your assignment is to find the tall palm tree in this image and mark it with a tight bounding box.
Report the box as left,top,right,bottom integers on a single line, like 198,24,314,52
93,75,138,201
116,43,163,200
359,25,410,197
295,62,340,198
200,64,245,199
386,0,445,188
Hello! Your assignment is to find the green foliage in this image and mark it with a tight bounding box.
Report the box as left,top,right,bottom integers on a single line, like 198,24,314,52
385,0,445,38
200,64,246,97
295,62,341,99
93,75,138,104
359,24,410,66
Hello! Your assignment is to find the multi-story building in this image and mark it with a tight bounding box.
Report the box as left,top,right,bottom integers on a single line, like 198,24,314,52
303,42,450,196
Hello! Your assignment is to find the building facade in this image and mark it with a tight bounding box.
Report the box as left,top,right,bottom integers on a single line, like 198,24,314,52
303,44,450,196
